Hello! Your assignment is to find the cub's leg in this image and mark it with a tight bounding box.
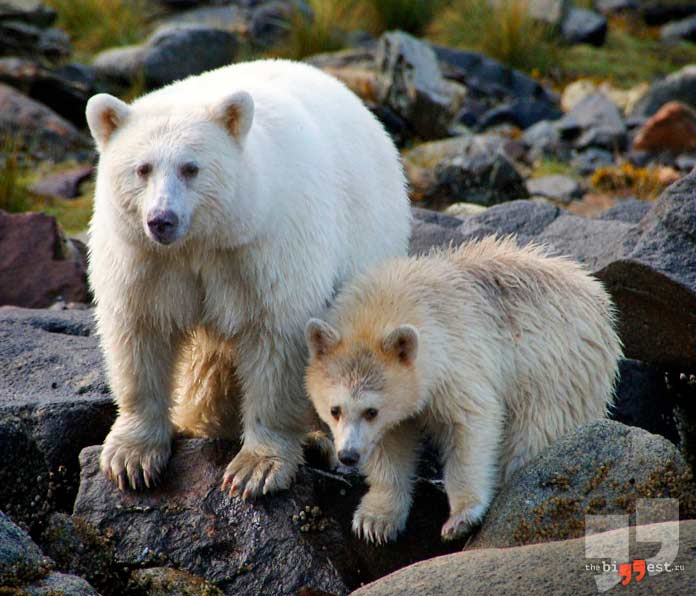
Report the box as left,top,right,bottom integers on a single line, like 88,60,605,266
222,332,312,499
172,327,242,441
98,311,183,490
353,420,420,544
438,389,505,541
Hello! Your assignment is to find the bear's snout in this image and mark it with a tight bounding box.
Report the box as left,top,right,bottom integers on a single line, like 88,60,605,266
337,449,360,466
147,210,180,245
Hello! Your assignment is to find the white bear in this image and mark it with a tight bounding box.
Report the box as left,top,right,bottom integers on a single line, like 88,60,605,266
85,59,410,497
305,236,622,543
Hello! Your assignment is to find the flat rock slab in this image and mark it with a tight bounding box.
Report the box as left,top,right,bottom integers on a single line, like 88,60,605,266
74,439,459,596
352,520,696,596
0,307,114,530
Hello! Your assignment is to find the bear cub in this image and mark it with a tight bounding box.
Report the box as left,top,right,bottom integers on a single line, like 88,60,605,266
305,236,622,543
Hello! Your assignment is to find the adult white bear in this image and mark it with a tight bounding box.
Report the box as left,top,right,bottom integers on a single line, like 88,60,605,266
85,59,411,497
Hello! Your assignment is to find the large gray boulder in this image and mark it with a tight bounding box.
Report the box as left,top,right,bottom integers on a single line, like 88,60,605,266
558,92,627,150
73,439,459,596
470,420,694,549
0,308,114,531
631,65,696,119
351,520,696,596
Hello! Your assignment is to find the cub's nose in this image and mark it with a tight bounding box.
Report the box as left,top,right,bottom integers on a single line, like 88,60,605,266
147,209,179,245
337,449,360,466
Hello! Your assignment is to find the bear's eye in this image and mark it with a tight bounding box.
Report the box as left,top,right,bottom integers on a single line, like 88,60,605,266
136,163,152,178
363,408,378,421
180,162,199,179
330,406,341,420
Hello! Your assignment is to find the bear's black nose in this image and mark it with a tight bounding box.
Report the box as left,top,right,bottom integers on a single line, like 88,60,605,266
338,449,360,466
147,210,179,245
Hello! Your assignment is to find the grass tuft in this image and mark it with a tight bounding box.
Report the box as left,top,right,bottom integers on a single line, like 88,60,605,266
365,0,445,35
45,0,150,57
590,162,676,200
0,136,30,213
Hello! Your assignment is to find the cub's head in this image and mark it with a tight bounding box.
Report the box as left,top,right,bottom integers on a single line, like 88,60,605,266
305,318,422,468
85,90,259,248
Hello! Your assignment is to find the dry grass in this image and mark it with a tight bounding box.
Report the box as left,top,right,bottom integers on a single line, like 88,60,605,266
429,0,557,74
590,162,676,200
45,0,150,57
365,0,445,35
0,136,30,213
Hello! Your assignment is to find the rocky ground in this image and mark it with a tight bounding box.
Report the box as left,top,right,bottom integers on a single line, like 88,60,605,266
3,0,696,594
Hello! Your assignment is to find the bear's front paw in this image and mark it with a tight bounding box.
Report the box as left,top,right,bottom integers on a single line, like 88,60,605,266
441,502,488,541
100,432,171,491
222,449,298,499
352,497,408,545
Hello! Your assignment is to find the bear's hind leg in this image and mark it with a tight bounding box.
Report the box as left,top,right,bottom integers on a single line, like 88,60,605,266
172,327,242,441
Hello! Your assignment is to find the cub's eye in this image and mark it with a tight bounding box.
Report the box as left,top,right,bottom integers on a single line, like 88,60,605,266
330,406,341,420
136,163,152,177
364,408,378,421
180,162,199,178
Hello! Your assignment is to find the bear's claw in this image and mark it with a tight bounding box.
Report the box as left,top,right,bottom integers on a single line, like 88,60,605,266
100,432,171,492
441,503,487,541
222,449,297,500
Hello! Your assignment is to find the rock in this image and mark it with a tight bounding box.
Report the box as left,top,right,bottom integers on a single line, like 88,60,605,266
526,174,583,203
74,439,460,595
430,149,528,207
0,0,56,27
129,567,225,596
596,0,638,14
571,146,614,174
522,119,566,160
558,93,627,150
477,97,562,130
29,165,94,199
562,8,608,46
661,13,696,42
471,420,694,549
676,152,696,171
443,202,487,218
561,79,597,112
631,65,696,119
159,4,245,32
611,359,680,444
642,2,696,26
376,32,465,139
524,0,572,26
249,0,297,47
0,510,50,585
600,81,650,115
633,101,696,154
597,197,651,223
25,571,100,595
0,57,95,127
351,520,696,596
0,308,114,531
0,83,91,161
0,212,89,308
0,19,70,62
410,207,469,256
94,24,239,89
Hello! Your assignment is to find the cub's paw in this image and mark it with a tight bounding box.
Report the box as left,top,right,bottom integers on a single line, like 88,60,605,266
441,503,488,541
222,449,298,500
352,498,408,545
100,432,171,491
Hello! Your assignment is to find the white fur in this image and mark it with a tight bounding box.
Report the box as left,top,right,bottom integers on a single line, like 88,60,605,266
306,236,622,543
86,59,410,495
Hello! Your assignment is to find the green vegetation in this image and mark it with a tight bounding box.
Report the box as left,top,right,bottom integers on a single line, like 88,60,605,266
531,158,578,180
0,137,30,213
365,0,445,35
45,0,150,57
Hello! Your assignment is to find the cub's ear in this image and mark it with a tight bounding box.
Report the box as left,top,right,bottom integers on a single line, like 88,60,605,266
211,90,254,141
85,93,130,151
305,318,340,360
382,325,419,366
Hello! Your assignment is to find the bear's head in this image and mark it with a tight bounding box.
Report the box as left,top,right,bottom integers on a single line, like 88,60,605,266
86,90,259,249
304,319,423,468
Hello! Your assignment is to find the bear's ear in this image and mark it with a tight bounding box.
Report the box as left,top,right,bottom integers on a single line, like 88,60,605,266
85,93,130,151
382,325,419,366
305,319,340,360
211,91,254,141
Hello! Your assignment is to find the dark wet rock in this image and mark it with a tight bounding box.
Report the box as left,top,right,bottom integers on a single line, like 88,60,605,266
562,8,608,46
0,510,50,585
526,174,583,203
74,439,459,596
29,165,93,199
470,420,694,549
376,32,465,140
642,2,696,26
94,24,239,89
0,212,89,308
352,520,696,596
25,571,100,595
0,19,70,62
0,308,114,531
0,0,56,28
661,13,696,42
478,97,563,130
0,83,91,161
596,0,638,14
0,58,95,127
